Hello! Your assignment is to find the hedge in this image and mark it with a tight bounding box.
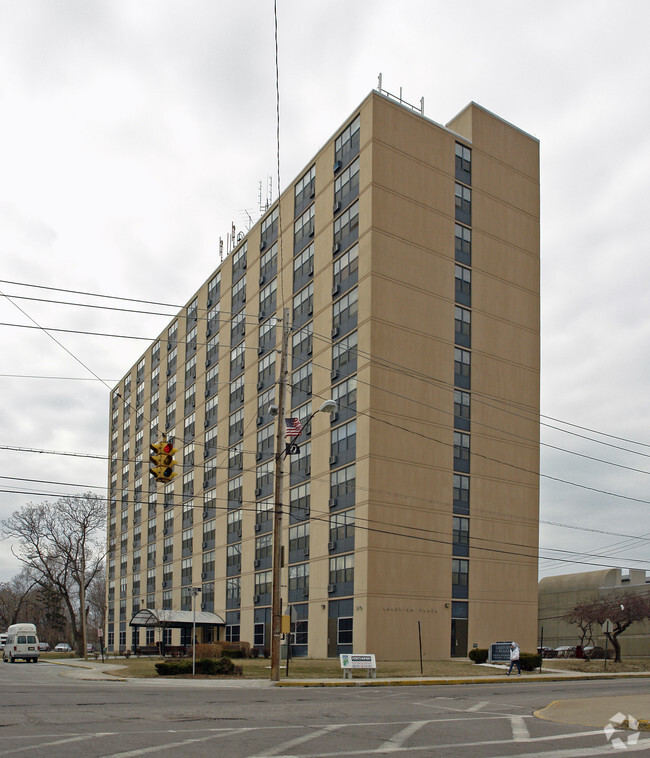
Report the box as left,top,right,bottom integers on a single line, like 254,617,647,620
468,648,489,664
519,653,542,671
155,656,243,677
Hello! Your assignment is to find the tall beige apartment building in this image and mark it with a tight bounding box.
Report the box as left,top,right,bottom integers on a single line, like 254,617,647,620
106,90,540,660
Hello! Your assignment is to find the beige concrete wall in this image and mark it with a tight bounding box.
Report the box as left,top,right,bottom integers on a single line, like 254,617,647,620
107,92,540,659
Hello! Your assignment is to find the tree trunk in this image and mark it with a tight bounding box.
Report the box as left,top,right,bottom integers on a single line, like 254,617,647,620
606,632,621,663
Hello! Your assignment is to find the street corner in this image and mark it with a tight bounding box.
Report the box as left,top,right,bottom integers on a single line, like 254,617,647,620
535,694,650,732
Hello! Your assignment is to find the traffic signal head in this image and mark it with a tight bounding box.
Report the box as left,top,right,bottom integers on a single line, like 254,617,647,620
149,440,179,483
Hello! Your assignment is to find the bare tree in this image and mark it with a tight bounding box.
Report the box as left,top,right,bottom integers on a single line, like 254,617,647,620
565,590,650,662
2,492,106,655
563,604,594,648
0,569,38,628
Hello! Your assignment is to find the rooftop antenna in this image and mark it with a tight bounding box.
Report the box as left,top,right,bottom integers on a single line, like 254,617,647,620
218,237,224,262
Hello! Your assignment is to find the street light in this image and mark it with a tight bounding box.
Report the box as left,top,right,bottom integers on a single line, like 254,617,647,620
189,587,201,676
270,393,337,681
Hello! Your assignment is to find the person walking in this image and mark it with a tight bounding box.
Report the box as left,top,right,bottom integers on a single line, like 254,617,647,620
507,642,521,676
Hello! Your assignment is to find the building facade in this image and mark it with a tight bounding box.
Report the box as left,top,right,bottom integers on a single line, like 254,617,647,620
106,90,540,659
539,569,650,657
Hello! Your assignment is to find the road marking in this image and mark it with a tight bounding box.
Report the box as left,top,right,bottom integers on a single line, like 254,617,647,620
0,733,112,756
99,727,254,757
377,721,429,752
466,701,488,712
509,714,530,741
250,725,345,757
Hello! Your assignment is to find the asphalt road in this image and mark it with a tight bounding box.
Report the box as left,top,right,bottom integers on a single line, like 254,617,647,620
0,661,647,757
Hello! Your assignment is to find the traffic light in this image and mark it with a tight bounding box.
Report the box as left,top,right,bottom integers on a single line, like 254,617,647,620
150,440,179,483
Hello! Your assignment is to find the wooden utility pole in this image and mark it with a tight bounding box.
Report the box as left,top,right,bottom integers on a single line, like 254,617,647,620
270,309,290,681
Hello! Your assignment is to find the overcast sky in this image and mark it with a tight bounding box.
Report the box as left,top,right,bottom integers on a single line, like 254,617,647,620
1,0,649,584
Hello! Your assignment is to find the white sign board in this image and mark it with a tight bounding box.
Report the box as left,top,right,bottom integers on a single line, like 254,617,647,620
340,654,376,669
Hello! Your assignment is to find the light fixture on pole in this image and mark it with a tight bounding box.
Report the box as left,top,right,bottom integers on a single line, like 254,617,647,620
269,362,337,682
189,586,201,675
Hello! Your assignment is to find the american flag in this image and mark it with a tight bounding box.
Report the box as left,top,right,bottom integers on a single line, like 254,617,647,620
284,417,303,438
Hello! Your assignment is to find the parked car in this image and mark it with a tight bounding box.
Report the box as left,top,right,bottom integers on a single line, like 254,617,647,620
54,643,72,652
37,642,51,651
86,644,95,653
554,646,577,658
537,646,557,659
583,646,612,660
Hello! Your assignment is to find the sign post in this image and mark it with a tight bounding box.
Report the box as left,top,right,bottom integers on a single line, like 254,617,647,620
602,620,613,670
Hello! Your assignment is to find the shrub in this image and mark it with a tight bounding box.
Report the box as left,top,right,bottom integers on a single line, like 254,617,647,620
468,648,488,664
155,660,191,676
220,648,244,659
155,656,243,677
195,644,220,659
519,653,542,671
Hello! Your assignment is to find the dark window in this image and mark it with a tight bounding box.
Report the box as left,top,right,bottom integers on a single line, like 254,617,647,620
293,243,314,293
455,224,471,266
333,201,359,254
332,287,358,337
288,563,309,602
454,389,470,431
330,464,355,510
454,306,471,347
329,509,354,553
232,243,247,284
292,283,313,329
334,115,360,171
455,264,471,306
332,331,357,380
452,558,469,599
333,243,358,296
453,432,470,473
260,207,278,251
453,516,469,557
294,205,315,254
291,324,313,369
259,278,277,320
334,157,359,212
454,347,471,389
295,166,315,217
455,143,471,184
332,376,357,423
454,474,469,515
259,242,277,284
455,183,471,225
331,420,356,467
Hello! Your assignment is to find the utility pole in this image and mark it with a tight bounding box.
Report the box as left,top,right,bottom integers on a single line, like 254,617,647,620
270,308,290,681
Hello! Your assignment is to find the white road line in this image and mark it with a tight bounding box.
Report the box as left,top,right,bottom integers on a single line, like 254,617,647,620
0,733,112,756
248,728,611,757
248,725,345,757
466,701,489,712
98,727,254,758
509,714,530,741
377,721,429,752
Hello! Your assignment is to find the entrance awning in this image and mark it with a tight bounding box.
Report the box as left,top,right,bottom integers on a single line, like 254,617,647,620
129,608,225,629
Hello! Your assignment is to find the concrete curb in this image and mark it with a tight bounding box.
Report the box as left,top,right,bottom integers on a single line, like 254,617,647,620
274,672,650,687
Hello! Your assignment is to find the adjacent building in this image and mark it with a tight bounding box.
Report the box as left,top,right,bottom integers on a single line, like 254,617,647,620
106,89,540,659
539,568,650,657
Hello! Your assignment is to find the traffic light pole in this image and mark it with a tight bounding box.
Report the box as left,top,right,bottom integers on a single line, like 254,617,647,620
270,308,290,682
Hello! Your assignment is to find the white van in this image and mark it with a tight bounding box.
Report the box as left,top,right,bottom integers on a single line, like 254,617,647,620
3,623,40,663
